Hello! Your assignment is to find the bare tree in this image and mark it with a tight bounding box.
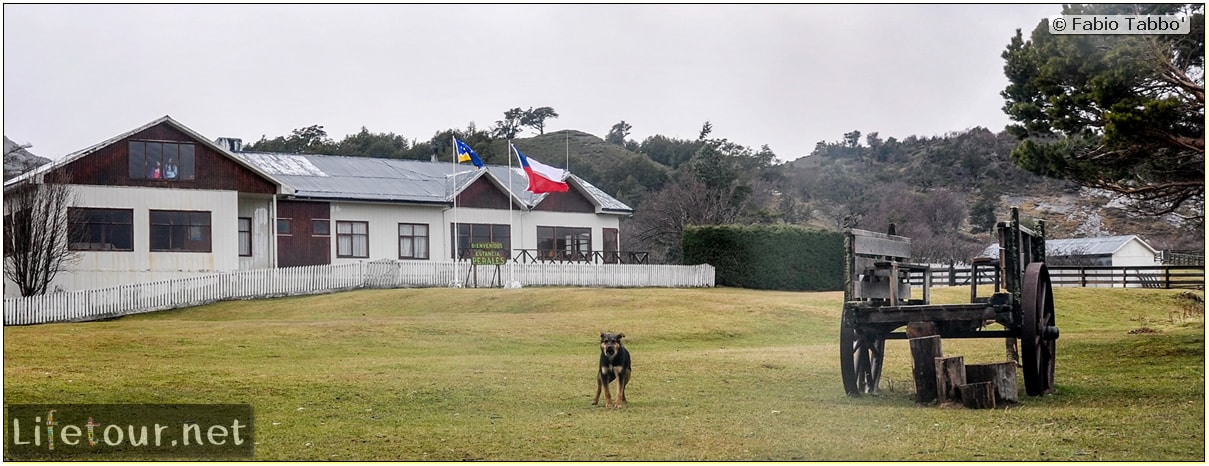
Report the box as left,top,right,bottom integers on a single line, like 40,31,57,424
3,171,79,296
858,183,983,263
625,173,753,263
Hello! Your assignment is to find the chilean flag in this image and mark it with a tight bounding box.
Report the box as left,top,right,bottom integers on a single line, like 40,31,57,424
512,144,569,194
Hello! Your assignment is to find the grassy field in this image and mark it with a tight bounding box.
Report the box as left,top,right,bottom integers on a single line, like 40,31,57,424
3,286,1204,461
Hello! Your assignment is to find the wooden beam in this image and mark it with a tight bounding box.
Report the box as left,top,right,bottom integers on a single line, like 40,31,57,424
852,234,912,259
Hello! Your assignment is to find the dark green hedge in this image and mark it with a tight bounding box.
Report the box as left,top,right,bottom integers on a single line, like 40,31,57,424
682,224,844,291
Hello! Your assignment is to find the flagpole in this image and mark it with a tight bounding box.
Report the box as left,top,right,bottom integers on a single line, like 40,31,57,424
451,135,459,288
507,140,516,288
565,132,570,172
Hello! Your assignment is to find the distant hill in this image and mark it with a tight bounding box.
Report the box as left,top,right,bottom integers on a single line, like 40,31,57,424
500,130,672,208
501,126,1202,255
3,136,51,181
781,127,1203,252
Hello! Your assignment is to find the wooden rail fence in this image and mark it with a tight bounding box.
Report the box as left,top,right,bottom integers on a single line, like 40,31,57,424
906,265,1204,290
4,261,715,326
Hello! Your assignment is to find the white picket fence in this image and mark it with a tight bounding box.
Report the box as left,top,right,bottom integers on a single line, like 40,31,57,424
3,261,715,326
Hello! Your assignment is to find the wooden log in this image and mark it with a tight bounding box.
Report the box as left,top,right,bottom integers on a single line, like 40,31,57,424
966,362,1019,405
934,356,965,405
906,321,938,338
960,382,996,409
909,335,942,403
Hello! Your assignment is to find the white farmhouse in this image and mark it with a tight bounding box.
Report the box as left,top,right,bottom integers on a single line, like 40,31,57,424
3,116,634,297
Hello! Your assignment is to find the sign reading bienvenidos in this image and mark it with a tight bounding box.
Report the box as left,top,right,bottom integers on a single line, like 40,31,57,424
470,242,507,266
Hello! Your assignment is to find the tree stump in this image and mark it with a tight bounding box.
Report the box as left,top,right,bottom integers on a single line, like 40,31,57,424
966,362,1019,405
959,382,996,409
909,335,942,403
934,356,965,405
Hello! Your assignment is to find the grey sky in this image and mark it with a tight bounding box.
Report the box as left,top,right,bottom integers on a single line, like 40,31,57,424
4,3,1061,163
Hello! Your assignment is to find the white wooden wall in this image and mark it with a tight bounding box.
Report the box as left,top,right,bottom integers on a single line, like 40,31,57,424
7,185,243,297
1111,239,1160,266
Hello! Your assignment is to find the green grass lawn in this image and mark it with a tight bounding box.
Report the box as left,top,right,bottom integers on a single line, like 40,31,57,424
4,286,1204,461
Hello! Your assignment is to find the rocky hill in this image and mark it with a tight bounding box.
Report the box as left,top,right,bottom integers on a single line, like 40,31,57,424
4,136,51,181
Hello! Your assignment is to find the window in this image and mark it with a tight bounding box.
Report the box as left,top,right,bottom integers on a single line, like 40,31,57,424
336,221,369,258
452,223,510,259
69,208,134,251
537,226,592,261
277,218,292,235
129,141,196,181
238,217,252,257
398,223,429,260
313,219,330,236
150,210,211,252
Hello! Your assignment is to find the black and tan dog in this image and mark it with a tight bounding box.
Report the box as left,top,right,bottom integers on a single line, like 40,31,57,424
592,332,631,408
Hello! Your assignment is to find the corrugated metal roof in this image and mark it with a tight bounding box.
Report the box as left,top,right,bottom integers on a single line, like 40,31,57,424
571,175,633,212
236,152,454,204
235,151,633,213
977,235,1154,259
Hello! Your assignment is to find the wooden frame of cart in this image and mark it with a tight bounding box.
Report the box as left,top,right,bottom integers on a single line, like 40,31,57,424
839,207,1059,397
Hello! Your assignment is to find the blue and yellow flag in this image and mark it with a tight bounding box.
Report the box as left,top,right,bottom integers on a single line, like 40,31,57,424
454,138,484,168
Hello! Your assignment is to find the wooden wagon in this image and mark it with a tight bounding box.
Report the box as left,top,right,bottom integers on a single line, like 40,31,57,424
840,207,1059,397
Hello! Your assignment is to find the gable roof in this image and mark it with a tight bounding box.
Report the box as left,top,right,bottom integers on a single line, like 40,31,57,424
977,235,1157,260
2,115,288,194
234,151,633,214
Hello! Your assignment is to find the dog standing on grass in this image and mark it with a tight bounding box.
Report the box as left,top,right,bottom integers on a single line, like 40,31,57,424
593,332,631,408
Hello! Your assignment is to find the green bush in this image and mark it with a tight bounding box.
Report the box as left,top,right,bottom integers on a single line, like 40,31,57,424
683,225,844,291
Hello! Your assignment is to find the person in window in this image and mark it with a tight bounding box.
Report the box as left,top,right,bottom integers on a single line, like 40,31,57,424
149,161,162,179
164,157,178,179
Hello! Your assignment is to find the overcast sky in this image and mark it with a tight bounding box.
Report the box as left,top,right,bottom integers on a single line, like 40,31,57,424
4,3,1061,163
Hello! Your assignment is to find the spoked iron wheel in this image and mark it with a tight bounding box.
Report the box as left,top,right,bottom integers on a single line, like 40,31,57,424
1021,262,1058,396
840,307,886,396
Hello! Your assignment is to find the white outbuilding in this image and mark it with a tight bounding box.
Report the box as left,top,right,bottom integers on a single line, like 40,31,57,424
978,235,1160,266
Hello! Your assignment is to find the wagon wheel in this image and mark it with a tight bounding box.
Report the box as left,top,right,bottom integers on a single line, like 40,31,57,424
1021,262,1058,396
840,307,886,396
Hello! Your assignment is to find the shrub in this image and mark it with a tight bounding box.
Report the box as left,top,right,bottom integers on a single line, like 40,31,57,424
683,224,844,291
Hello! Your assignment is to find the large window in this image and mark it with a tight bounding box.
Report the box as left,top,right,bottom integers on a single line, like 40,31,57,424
537,226,591,261
150,210,211,252
238,217,252,257
69,208,134,251
129,141,196,181
336,221,369,258
452,223,510,259
398,223,429,260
